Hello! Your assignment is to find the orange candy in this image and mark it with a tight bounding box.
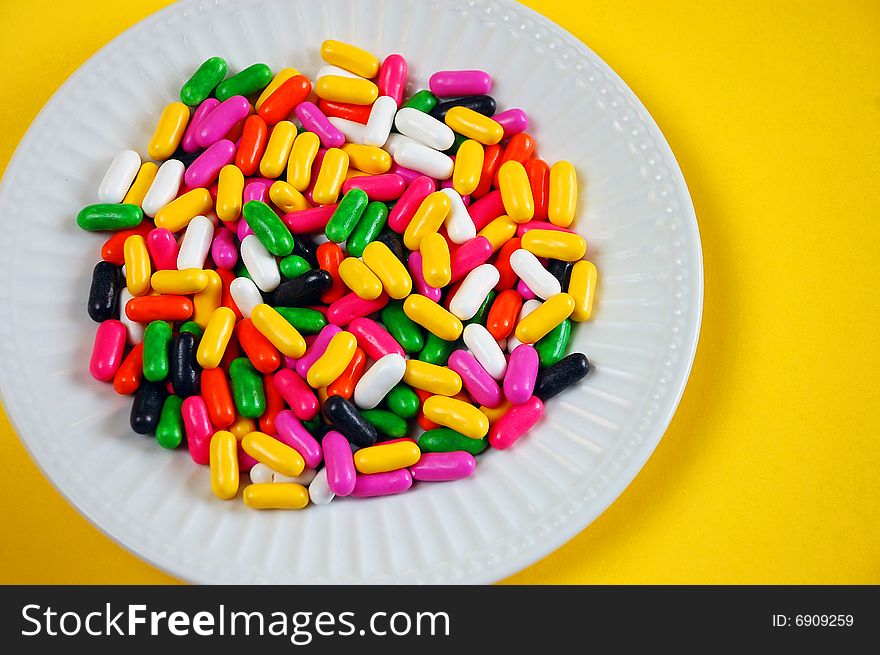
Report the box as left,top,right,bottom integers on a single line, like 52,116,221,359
235,318,281,374
201,367,236,428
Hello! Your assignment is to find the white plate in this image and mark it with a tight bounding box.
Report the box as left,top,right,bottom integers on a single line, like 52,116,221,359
0,0,701,584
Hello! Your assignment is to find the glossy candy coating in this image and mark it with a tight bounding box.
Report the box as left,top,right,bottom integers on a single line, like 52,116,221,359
534,352,591,401
323,396,378,448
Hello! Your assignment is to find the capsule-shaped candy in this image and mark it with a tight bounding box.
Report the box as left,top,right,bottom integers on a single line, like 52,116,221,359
449,264,500,320
362,241,412,299
394,107,455,151
113,343,143,395
142,320,172,382
229,276,263,318
486,289,523,341
240,235,281,292
269,180,308,214
243,200,294,257
410,451,476,481
354,440,420,475
322,430,357,496
489,395,544,450
353,353,406,410
146,228,179,271
444,106,503,145
568,260,598,321
535,352,591,401
154,188,213,233
346,201,388,257
251,303,306,358
337,257,383,300
242,430,305,477
307,330,356,388
403,294,463,341
363,95,397,147
504,344,539,405
88,261,120,323
408,252,442,303
324,396,378,447
295,101,344,149
286,131,321,192
437,189,473,246
77,203,143,232
514,293,575,344
98,150,141,204
418,427,488,455
403,360,462,397
307,468,335,506
215,63,272,101
229,357,266,418
418,232,451,288
320,39,379,78
180,56,227,105
316,73,379,105
448,350,502,408
312,147,349,205
122,161,159,208
403,191,451,251
449,236,493,282
207,430,239,499
257,67,302,110
521,229,587,262
272,369,318,422
422,395,489,439
326,291,389,326
175,215,212,270
453,139,484,197
273,269,333,307
89,319,126,382
325,188,369,243
130,381,167,434
548,160,578,227
509,249,561,300
477,216,517,253
258,74,311,125
244,483,310,509
142,159,184,218
347,317,405,361
170,332,200,398
497,160,535,223
150,269,208,296
394,141,454,179
506,299,541,352
274,307,326,335
196,306,235,369
429,70,492,97
273,410,321,467
535,318,571,368
148,102,189,160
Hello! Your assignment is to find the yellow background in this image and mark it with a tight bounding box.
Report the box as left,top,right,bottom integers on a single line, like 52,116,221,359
0,0,878,584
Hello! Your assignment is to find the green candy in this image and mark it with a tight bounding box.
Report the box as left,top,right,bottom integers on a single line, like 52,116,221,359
445,132,468,156
535,319,572,368
156,395,184,449
229,357,266,418
403,90,438,113
381,301,424,353
325,188,369,243
142,320,172,382
418,332,456,366
215,63,272,101
303,417,321,434
76,203,143,231
179,321,204,339
361,409,409,439
242,200,294,256
385,383,419,419
346,201,389,257
279,254,312,279
418,428,488,455
274,307,327,334
180,56,228,106
465,290,496,326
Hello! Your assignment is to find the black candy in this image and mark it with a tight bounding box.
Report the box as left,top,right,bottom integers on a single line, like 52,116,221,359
534,353,591,401
170,332,201,398
272,269,333,306
546,259,574,292
375,231,407,264
323,395,378,447
87,261,120,323
130,381,168,435
292,234,319,267
429,95,497,121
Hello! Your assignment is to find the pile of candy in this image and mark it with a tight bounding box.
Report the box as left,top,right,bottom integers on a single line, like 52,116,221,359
82,40,597,510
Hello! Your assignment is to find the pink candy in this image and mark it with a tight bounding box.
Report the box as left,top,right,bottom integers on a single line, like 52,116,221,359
410,452,476,482
504,344,539,405
89,320,126,382
407,252,443,302
450,236,493,282
342,173,406,201
388,162,422,184
185,139,235,188
429,70,492,97
493,108,529,138
196,95,250,148
488,396,544,450
326,292,389,327
348,317,406,360
517,278,537,301
295,102,344,148
282,205,336,234
146,228,179,270
182,98,220,153
448,350,502,408
295,324,342,378
322,430,356,497
273,368,319,421
377,54,407,106
351,469,413,497
388,176,436,233
211,227,238,269
468,189,505,231
181,396,213,465
274,410,323,469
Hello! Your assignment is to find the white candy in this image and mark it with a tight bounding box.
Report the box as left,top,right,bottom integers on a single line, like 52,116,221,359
353,353,406,409
449,264,500,320
363,95,397,147
176,215,213,270
394,141,454,179
274,468,318,485
98,150,140,203
142,159,184,217
507,299,542,352
118,287,144,345
509,249,561,300
383,132,420,157
441,188,476,243
229,277,263,318
393,107,455,151
463,323,507,380
249,463,275,484
240,235,281,292
308,467,335,506
327,116,365,144
316,65,365,80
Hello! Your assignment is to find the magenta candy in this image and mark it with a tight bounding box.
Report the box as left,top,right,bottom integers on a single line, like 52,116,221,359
274,410,323,469
211,227,238,269
238,448,258,473
185,139,235,188
429,70,492,97
409,452,476,482
489,395,544,450
468,189,505,231
326,292,389,327
377,54,407,106
448,350,502,408
450,236,493,282
295,324,342,378
273,368,319,421
196,95,250,148
282,205,336,234
322,430,356,497
182,98,220,153
515,220,576,238
181,395,213,465
146,228,179,271
493,108,529,138
407,251,443,302
388,161,422,184
237,214,255,240
350,469,413,497
295,101,344,148
89,319,126,382
243,180,270,204
516,278,537,301
348,317,405,360
504,344,539,405
387,176,436,233
342,173,406,201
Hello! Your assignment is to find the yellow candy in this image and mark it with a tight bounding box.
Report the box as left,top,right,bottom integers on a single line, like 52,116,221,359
341,143,392,174
420,232,451,288
307,331,357,388
255,67,300,110
260,120,297,179
422,396,489,439
568,260,598,321
230,415,256,440
312,148,349,205
452,139,483,196
216,164,244,222
403,360,462,396
354,441,421,474
480,399,512,424
123,235,151,297
548,160,577,227
515,293,575,343
521,229,587,262
150,268,208,295
403,294,463,341
320,39,380,78
362,241,412,299
122,162,158,207
477,215,517,252
344,168,370,180
316,75,379,105
154,188,213,232
197,306,236,369
403,191,451,251
250,303,306,358
241,431,305,478
498,160,534,223
338,257,383,300
209,430,239,500
148,101,189,161
444,106,504,145
243,483,310,510
287,131,321,192
192,270,222,327
269,180,309,213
